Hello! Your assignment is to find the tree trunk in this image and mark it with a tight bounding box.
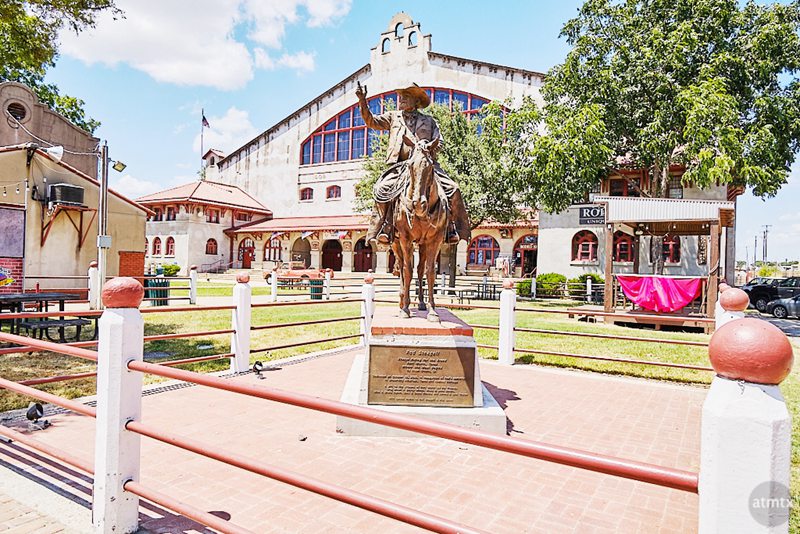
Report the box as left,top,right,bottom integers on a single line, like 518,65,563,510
649,160,670,275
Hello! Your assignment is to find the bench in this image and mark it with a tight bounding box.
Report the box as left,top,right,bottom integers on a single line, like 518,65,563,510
18,318,96,343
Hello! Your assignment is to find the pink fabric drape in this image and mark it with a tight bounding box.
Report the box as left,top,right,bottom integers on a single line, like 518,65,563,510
616,275,702,313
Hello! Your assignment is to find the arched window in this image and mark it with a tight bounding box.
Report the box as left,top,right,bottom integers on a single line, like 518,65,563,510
205,239,218,255
382,38,390,53
613,231,634,262
394,23,404,37
209,156,216,166
165,237,175,256
264,238,282,261
152,237,162,255
326,185,341,199
663,235,681,264
300,88,492,166
300,187,313,201
572,231,598,262
408,31,417,46
467,235,500,266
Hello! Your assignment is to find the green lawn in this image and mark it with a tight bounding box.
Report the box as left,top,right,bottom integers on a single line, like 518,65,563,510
0,299,798,527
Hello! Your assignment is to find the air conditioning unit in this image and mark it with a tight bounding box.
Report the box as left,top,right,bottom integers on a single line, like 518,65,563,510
48,183,85,207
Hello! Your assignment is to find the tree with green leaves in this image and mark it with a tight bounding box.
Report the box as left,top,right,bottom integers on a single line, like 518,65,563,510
518,0,800,272
0,0,121,133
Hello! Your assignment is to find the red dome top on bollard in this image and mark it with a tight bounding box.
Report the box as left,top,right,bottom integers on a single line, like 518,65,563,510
190,265,197,271
364,273,375,284
708,318,794,385
236,273,250,284
503,279,515,290
719,287,749,312
89,260,98,268
718,282,731,293
101,278,144,308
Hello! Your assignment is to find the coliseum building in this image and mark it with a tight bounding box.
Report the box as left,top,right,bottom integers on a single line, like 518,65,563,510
142,13,736,283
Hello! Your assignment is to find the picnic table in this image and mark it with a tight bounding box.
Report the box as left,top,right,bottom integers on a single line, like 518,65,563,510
0,292,93,342
475,282,501,301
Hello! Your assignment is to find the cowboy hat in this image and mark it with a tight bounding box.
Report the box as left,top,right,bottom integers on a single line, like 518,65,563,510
397,83,430,108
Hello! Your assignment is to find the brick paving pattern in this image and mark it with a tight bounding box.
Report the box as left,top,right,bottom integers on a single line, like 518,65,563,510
0,349,706,533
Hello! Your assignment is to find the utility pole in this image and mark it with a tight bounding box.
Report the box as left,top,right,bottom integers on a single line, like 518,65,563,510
762,225,772,263
754,234,758,266
97,142,111,307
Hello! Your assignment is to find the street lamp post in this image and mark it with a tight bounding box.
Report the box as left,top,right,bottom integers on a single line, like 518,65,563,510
97,142,112,307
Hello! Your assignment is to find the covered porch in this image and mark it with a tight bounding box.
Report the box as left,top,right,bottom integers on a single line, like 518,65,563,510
595,196,735,319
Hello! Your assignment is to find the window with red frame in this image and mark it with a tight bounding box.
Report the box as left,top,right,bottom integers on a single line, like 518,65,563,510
572,230,598,262
326,185,342,199
206,209,219,223
236,212,252,222
144,238,148,253
662,235,681,263
300,88,491,166
153,208,163,221
300,187,313,201
166,207,176,221
264,238,282,261
467,235,500,265
613,231,634,262
205,239,218,255
152,237,161,255
608,177,640,197
165,237,175,256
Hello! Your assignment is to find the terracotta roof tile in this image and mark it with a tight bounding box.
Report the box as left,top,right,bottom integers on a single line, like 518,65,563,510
232,215,369,233
137,180,271,214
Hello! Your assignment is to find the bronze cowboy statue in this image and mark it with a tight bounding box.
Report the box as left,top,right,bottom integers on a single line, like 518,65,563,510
356,82,471,320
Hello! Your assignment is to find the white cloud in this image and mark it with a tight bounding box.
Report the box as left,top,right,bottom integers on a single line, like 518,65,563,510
193,107,258,154
59,0,350,89
111,174,163,199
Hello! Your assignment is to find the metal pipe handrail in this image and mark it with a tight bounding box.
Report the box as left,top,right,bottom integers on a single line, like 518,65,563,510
144,329,234,342
517,306,716,324
251,316,362,331
123,480,255,534
0,376,97,417
250,334,362,354
125,420,486,534
251,298,363,308
141,304,236,313
513,327,709,347
0,424,94,474
126,360,699,492
159,353,233,367
0,332,98,361
513,347,714,372
24,275,90,280
0,309,103,320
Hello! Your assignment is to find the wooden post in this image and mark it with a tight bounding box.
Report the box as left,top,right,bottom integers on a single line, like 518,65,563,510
708,223,720,319
603,226,614,312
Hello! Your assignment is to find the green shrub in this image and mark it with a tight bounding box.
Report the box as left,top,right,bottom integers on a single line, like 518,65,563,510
567,273,604,286
516,278,532,296
535,272,566,297
161,264,181,277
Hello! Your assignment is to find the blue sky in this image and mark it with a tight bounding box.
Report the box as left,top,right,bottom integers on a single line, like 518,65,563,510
43,0,799,262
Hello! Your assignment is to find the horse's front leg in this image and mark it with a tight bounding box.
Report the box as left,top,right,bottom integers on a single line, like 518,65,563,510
424,241,439,322
399,241,414,318
416,243,427,311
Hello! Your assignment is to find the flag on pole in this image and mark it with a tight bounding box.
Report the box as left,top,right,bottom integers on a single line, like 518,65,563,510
336,230,348,239
270,231,285,240
301,231,314,239
202,114,210,128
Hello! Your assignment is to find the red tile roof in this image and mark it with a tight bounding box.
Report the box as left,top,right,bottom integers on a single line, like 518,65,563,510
137,180,271,214
232,214,369,233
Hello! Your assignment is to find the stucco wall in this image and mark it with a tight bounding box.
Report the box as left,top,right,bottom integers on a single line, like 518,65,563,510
0,150,146,290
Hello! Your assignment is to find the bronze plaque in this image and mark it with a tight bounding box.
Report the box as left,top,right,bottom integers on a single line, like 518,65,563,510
368,345,475,407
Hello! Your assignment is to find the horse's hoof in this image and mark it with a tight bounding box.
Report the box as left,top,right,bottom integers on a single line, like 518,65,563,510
418,303,427,311
427,311,440,323
399,309,411,319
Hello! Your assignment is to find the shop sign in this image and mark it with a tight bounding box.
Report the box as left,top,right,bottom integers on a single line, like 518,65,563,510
0,267,14,287
578,205,605,225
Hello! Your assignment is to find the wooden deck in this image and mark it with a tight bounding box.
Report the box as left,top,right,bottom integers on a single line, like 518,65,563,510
567,304,714,332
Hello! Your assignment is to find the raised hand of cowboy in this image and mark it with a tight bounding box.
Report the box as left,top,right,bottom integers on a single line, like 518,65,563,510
355,81,368,103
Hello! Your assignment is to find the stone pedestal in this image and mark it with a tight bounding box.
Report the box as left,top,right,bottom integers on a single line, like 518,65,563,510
337,307,507,436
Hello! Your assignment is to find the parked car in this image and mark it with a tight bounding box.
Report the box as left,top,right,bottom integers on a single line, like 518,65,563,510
263,262,332,282
739,277,780,290
767,295,800,319
743,277,800,312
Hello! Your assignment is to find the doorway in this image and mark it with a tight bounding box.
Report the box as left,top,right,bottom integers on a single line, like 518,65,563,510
353,238,373,272
238,238,255,269
321,240,343,271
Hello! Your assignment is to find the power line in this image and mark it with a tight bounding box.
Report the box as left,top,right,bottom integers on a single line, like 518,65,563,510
3,109,100,156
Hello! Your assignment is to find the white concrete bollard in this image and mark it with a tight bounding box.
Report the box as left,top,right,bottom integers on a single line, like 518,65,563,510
586,278,592,303
497,279,516,365
716,286,747,330
270,268,278,303
88,261,100,310
699,317,794,534
324,269,332,300
188,265,198,305
93,278,144,533
361,274,376,348
230,273,252,374
531,277,537,300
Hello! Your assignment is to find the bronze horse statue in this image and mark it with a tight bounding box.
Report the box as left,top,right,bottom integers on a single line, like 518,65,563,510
391,136,448,321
